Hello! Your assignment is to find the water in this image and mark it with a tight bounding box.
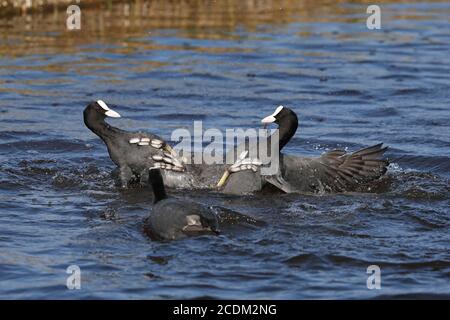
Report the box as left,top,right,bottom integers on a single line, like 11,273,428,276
0,0,449,299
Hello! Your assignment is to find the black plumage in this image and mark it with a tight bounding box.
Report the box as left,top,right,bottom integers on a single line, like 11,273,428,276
83,100,181,187
144,168,219,241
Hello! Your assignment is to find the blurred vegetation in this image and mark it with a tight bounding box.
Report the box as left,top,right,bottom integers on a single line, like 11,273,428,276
0,0,440,19
0,0,445,57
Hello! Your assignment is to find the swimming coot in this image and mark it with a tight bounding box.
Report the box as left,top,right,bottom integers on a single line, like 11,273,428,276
144,168,220,241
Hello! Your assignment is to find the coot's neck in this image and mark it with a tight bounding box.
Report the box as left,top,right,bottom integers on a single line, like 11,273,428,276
83,108,121,142
148,169,168,203
276,114,298,151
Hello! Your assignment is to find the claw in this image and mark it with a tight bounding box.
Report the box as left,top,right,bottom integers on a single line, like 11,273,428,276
163,157,173,164
151,138,163,145
151,149,186,172
151,139,163,148
217,151,262,187
163,144,174,153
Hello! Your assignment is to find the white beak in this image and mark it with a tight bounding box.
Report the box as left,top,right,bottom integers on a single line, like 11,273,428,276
105,109,121,118
261,115,276,124
97,100,121,118
261,105,284,124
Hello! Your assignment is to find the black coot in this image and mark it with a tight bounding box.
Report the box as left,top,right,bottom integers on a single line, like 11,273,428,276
144,168,220,241
83,100,184,187
220,106,389,194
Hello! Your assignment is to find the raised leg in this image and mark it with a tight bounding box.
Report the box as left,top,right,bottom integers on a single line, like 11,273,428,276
217,151,262,187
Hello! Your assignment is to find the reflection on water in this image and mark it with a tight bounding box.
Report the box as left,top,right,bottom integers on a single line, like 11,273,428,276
2,0,450,55
0,0,450,299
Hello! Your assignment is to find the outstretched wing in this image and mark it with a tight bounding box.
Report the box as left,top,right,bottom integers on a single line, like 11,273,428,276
282,143,389,193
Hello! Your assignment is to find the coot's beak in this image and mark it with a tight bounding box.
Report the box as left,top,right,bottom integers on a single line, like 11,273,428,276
105,109,121,118
97,99,121,118
261,105,284,127
261,115,276,124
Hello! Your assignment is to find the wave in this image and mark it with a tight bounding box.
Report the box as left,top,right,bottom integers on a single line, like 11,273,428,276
284,253,450,270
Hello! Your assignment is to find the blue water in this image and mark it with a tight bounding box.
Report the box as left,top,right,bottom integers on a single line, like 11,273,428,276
0,1,449,299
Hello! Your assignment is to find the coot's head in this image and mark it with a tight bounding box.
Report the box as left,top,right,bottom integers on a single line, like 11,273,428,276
261,105,298,151
261,105,297,127
84,100,121,121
